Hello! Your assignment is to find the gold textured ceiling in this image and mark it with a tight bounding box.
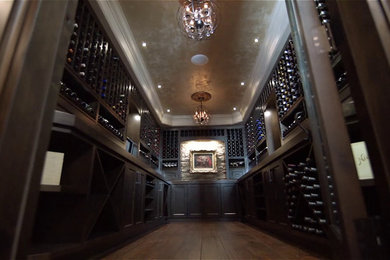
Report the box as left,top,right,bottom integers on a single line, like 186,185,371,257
118,0,277,116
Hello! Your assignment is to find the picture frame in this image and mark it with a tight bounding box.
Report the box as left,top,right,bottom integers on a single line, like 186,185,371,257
190,150,217,173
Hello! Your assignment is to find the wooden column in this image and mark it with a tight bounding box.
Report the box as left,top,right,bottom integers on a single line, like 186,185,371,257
330,0,390,221
285,1,367,259
0,0,77,258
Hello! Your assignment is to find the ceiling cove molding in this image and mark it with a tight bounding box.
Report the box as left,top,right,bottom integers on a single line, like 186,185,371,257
163,112,243,127
92,0,165,122
241,1,291,122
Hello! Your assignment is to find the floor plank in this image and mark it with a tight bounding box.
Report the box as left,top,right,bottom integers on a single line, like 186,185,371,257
102,221,326,260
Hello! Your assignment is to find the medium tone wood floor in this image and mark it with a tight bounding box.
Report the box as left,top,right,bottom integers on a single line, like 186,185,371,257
103,222,325,259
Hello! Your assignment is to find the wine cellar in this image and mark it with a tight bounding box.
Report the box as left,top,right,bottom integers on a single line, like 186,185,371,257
0,0,389,259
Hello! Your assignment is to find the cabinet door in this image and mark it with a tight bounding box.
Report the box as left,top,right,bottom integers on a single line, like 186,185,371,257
221,184,238,217
203,185,220,217
134,172,145,224
188,185,202,217
171,185,187,218
156,181,163,218
273,163,288,224
122,167,136,228
264,162,288,224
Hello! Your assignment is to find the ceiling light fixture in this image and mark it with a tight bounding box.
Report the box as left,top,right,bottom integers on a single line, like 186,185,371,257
191,91,211,125
241,82,245,86
167,109,171,112
254,38,259,43
233,107,237,111
157,84,162,89
177,0,219,40
142,42,147,47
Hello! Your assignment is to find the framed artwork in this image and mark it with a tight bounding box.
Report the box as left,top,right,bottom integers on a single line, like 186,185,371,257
190,150,217,173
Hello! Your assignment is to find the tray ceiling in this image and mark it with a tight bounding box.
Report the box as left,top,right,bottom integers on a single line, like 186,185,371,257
94,0,291,126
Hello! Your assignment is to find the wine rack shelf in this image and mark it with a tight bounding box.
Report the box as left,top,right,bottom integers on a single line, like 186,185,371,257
228,158,245,168
283,160,326,236
60,0,132,141
253,172,266,220
273,39,304,120
227,129,244,157
140,110,160,158
162,160,179,169
162,130,179,159
144,175,156,222
245,113,266,157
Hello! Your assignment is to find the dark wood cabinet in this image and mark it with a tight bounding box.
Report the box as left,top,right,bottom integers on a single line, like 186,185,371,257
29,112,169,258
263,162,288,225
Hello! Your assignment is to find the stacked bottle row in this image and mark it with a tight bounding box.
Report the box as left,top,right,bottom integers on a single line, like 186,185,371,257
281,106,306,138
228,159,245,168
59,81,96,117
66,1,129,121
162,160,178,168
284,162,326,236
162,131,179,159
245,113,266,156
98,115,124,140
180,129,224,137
272,39,304,119
226,129,244,157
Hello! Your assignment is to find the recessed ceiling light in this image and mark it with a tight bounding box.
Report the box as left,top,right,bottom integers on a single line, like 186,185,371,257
254,38,259,43
264,110,271,117
241,82,245,86
142,42,147,47
233,107,237,111
167,109,171,113
191,54,209,65
134,114,141,121
157,84,162,89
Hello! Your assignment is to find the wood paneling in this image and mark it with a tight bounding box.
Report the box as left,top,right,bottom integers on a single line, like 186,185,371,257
170,181,238,219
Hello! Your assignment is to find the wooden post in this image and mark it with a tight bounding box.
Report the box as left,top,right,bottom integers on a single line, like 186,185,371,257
285,1,367,259
0,0,77,258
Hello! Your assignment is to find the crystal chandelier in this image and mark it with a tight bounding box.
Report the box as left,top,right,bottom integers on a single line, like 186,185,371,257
177,0,219,40
191,91,211,125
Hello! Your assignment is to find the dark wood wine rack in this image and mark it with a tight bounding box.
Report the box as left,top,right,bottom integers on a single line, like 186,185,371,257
140,111,160,155
162,130,179,159
60,0,133,141
180,128,225,137
227,128,244,157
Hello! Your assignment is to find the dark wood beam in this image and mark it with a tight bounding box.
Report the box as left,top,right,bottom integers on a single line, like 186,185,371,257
0,0,77,258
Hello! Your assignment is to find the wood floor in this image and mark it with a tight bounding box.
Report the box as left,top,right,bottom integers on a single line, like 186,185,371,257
102,222,325,260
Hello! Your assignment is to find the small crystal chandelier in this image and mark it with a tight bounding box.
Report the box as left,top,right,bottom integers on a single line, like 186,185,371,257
177,0,219,40
191,91,211,125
